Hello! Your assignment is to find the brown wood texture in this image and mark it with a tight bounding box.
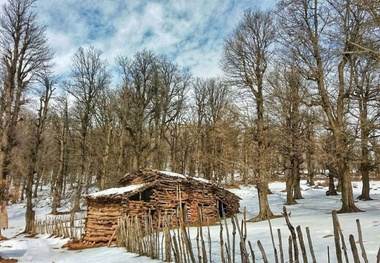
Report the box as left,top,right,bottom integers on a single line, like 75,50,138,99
83,168,240,245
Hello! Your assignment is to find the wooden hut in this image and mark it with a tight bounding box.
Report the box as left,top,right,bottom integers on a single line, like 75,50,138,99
83,168,241,245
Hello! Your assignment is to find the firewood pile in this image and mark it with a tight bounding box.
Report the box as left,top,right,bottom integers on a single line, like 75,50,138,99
83,201,124,245
83,168,240,246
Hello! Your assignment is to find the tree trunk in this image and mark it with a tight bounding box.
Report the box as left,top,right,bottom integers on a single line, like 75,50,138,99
100,125,113,190
306,121,315,186
24,170,35,233
0,132,11,181
250,86,275,221
358,168,372,201
285,157,297,205
293,159,303,199
285,175,297,205
72,126,88,213
33,173,41,198
0,111,16,184
358,98,372,201
51,98,68,215
335,56,362,213
249,181,275,222
308,171,315,186
337,161,362,213
327,173,338,196
24,139,39,233
51,138,66,215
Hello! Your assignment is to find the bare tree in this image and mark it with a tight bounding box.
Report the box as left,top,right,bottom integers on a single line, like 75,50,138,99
0,0,52,192
304,108,320,186
191,78,238,183
353,1,380,56
116,50,191,172
24,69,55,233
269,67,307,205
50,94,70,214
351,56,380,200
66,46,111,213
151,56,190,171
276,0,365,212
93,89,119,190
222,8,277,221
116,50,157,170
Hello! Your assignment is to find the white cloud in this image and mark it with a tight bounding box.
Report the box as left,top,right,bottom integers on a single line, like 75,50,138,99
1,0,276,79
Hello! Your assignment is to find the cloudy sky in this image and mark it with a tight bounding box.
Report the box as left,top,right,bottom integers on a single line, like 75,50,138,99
2,0,276,78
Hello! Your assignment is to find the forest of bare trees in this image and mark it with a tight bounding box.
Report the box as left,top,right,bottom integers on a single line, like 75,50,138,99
0,0,379,229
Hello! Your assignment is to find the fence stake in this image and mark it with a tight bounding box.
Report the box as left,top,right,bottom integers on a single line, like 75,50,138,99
332,210,343,263
257,240,268,263
267,212,278,263
296,225,308,263
306,227,316,263
283,206,298,262
277,229,284,263
356,219,368,263
349,234,360,263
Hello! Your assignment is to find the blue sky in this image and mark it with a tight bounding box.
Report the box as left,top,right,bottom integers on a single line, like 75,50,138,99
2,0,275,78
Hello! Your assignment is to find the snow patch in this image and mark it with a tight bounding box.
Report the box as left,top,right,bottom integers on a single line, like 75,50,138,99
89,183,146,197
159,170,186,179
191,177,211,183
159,170,211,184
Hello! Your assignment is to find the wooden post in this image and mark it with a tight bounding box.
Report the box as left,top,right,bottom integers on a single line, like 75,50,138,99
332,210,343,263
248,240,256,263
283,206,298,262
288,236,293,263
349,234,360,263
296,225,308,263
258,240,269,263
356,219,368,263
306,227,316,263
278,229,284,263
267,212,279,263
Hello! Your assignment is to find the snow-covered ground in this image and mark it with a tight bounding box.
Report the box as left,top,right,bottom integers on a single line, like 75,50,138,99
0,180,379,262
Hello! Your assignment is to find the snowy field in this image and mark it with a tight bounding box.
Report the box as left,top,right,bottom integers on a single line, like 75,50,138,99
0,180,379,263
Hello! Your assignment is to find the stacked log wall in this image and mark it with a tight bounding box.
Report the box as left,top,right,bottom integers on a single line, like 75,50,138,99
83,200,124,245
84,168,241,246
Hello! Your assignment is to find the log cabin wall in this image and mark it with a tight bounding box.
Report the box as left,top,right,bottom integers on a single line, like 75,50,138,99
83,199,124,245
120,185,221,228
83,168,241,246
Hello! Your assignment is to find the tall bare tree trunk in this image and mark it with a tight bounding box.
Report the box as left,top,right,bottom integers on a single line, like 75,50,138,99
285,157,297,205
253,86,275,221
25,73,54,233
335,56,361,213
222,9,276,221
51,99,69,215
100,125,113,190
293,159,303,200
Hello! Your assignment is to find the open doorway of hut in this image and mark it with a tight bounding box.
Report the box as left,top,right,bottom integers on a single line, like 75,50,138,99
129,188,153,202
217,200,228,218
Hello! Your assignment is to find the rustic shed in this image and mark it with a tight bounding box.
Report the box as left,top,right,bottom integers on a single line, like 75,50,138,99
83,168,240,245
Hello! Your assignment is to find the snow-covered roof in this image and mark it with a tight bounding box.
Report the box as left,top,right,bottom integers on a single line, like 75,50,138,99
159,170,186,179
159,170,211,184
89,183,146,198
89,171,214,199
191,177,210,183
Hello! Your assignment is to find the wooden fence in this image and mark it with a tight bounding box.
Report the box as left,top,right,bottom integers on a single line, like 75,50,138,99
35,211,86,241
114,206,379,263
34,207,380,263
